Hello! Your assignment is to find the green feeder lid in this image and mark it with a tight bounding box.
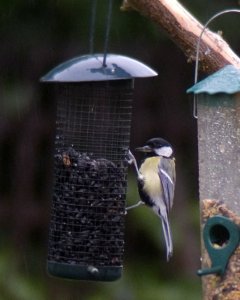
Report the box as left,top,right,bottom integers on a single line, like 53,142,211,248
187,65,240,95
40,53,158,82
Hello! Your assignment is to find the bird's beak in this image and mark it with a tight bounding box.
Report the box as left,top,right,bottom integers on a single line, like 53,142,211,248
135,145,152,152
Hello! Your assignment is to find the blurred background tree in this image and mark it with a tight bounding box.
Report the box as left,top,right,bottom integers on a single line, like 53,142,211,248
0,0,240,299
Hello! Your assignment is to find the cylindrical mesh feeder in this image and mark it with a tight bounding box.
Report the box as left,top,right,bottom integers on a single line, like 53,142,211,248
41,54,157,281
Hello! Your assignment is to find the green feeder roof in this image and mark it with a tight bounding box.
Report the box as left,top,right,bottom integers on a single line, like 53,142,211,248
40,53,157,82
187,65,240,95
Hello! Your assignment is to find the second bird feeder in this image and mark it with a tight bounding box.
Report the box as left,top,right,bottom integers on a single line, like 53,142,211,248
41,53,157,281
188,64,240,298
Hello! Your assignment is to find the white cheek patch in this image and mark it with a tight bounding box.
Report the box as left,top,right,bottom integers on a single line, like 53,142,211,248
155,146,173,157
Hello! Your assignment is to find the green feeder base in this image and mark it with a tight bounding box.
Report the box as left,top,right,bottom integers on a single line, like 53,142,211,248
47,261,122,282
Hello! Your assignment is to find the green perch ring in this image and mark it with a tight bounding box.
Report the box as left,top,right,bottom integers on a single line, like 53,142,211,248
198,215,240,276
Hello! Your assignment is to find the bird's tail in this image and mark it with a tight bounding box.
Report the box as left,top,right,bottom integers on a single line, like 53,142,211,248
160,213,173,261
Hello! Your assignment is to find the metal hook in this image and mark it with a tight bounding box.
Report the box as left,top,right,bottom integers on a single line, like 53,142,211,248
193,9,240,119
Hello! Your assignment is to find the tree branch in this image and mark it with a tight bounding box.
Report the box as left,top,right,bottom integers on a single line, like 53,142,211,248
121,0,240,74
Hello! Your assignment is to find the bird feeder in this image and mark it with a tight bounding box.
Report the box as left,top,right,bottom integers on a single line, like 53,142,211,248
41,53,157,281
187,65,240,298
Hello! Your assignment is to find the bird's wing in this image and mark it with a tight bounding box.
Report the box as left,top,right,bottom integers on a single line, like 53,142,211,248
158,158,176,214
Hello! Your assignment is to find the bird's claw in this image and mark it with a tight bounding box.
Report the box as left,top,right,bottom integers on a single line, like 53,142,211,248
127,149,142,179
127,150,136,165
126,200,144,211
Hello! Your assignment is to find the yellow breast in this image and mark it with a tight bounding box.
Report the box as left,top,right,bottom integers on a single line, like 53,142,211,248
139,157,161,198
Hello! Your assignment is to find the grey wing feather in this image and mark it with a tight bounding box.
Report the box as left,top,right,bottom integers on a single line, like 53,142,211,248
158,158,176,213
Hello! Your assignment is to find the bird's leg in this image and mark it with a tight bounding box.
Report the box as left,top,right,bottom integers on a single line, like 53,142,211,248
126,150,145,212
127,150,143,180
126,200,144,211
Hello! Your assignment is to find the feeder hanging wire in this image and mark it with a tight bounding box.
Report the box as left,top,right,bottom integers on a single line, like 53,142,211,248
193,9,240,119
103,0,113,67
88,0,113,66
89,0,98,54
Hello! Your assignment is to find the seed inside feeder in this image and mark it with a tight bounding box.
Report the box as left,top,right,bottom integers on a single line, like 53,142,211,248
48,146,126,268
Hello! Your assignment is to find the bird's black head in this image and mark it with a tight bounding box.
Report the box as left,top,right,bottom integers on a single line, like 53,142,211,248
136,137,173,158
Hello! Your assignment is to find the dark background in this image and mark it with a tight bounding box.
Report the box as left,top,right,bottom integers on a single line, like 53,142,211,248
0,0,240,299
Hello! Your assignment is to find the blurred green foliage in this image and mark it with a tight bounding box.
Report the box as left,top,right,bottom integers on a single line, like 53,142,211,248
0,247,45,300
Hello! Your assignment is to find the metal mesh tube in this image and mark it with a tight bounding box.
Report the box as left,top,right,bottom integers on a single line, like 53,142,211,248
47,80,133,281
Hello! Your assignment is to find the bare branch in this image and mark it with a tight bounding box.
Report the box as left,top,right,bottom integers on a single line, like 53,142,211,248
121,0,240,74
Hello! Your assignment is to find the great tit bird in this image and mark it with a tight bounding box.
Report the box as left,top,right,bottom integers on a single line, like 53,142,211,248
128,137,176,261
